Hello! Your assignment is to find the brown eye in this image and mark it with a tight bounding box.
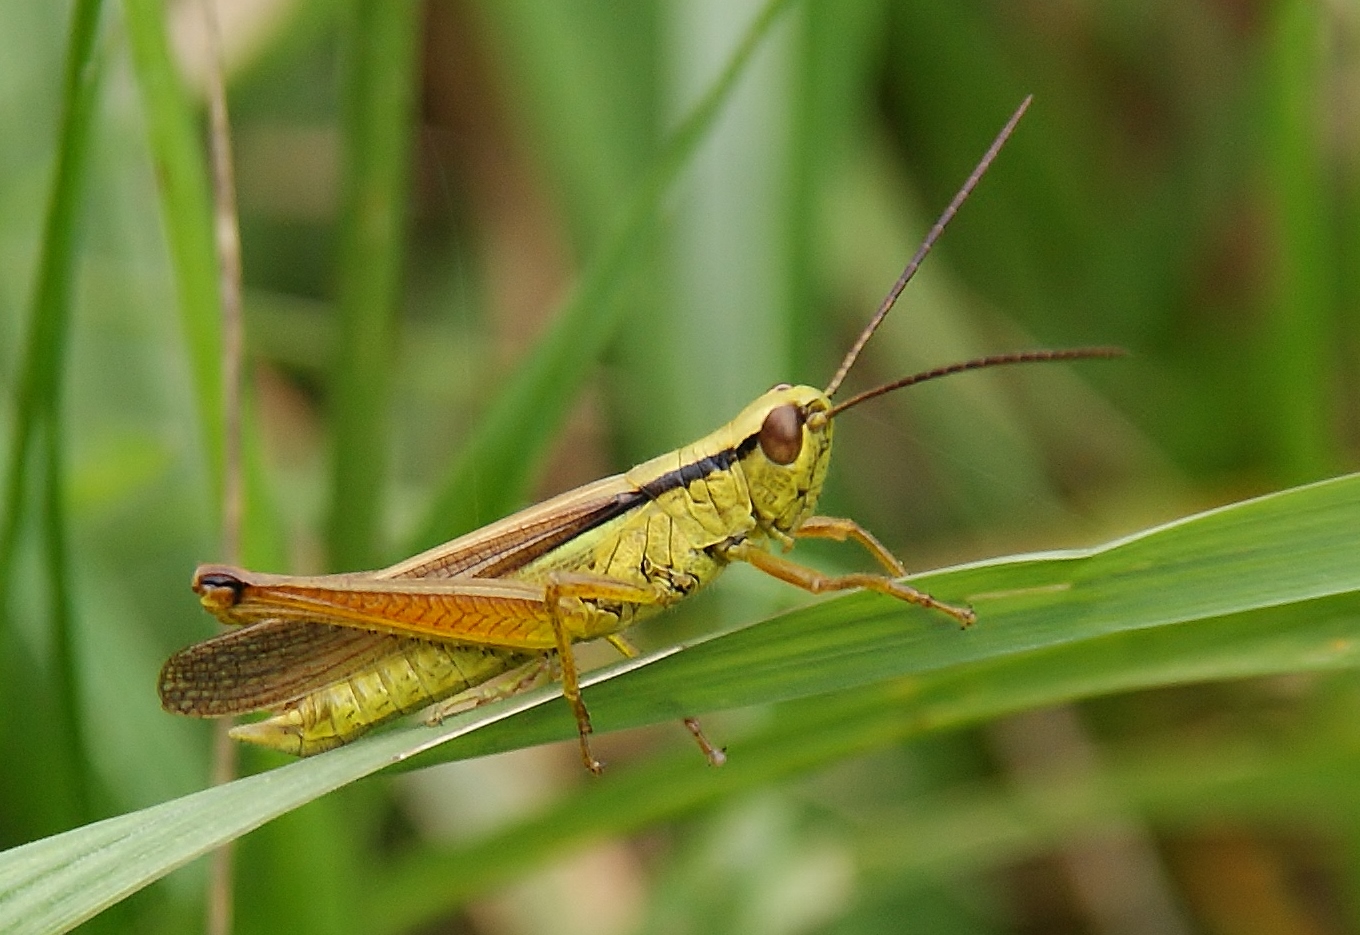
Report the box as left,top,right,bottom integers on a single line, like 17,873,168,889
758,404,804,465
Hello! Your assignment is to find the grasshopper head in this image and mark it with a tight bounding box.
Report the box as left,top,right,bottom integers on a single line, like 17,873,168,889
735,384,834,536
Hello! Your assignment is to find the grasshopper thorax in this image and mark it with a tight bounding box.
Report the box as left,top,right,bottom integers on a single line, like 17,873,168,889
732,384,834,537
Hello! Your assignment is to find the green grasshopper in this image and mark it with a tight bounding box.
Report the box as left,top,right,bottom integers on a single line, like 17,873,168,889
159,96,1121,773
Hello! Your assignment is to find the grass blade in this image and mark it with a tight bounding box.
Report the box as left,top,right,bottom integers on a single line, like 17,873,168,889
406,0,802,555
1,473,1358,930
326,0,421,571
366,586,1360,933
0,0,106,834
120,0,224,487
1260,0,1335,484
120,0,287,567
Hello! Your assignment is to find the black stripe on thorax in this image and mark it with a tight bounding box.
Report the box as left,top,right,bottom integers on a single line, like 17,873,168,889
639,432,760,501
478,432,761,577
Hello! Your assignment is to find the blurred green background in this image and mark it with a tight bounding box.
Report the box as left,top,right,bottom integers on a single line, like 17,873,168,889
3,0,1359,932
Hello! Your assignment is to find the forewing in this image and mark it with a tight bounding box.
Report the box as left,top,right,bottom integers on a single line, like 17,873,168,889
381,474,646,579
172,468,648,715
199,571,562,649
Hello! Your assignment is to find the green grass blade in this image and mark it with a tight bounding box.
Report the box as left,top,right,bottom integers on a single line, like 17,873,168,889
474,0,658,246
1,473,1358,930
365,587,1360,932
121,0,288,572
40,422,84,822
0,0,106,834
1260,0,1335,484
0,0,103,586
325,0,420,571
406,0,801,555
120,0,224,492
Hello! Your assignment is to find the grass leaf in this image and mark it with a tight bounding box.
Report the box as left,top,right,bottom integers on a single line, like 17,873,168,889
0,0,106,835
2,473,1357,932
325,0,421,570
405,0,802,555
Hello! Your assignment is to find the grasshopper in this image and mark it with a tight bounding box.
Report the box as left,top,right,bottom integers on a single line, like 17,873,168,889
159,96,1121,773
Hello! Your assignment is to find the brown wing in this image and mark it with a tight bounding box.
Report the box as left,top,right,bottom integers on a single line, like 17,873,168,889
192,570,565,648
159,620,411,716
170,473,649,716
381,474,648,579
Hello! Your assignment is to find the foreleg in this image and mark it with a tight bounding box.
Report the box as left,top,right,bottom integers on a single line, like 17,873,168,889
721,538,974,627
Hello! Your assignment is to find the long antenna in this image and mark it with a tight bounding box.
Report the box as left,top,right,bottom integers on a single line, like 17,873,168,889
823,95,1033,398
825,347,1126,419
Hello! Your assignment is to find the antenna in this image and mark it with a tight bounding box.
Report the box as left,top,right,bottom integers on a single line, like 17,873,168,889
824,347,1126,420
823,95,1033,398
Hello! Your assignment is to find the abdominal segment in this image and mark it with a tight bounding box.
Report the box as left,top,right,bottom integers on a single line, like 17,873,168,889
230,640,533,756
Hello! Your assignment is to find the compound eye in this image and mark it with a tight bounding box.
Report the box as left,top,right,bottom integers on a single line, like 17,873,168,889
758,404,804,465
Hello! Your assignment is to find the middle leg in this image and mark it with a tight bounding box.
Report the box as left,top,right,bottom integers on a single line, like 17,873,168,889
543,572,673,775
